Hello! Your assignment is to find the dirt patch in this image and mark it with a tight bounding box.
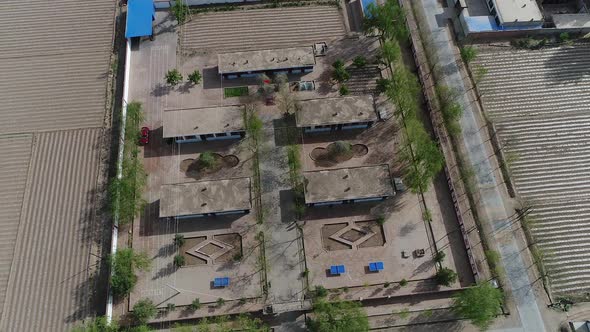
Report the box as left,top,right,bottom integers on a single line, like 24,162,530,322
213,233,242,264
182,153,240,177
180,236,208,266
341,229,366,242
310,143,368,167
356,221,385,248
321,223,352,251
200,242,223,256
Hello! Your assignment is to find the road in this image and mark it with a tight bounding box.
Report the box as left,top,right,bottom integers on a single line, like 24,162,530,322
413,1,547,331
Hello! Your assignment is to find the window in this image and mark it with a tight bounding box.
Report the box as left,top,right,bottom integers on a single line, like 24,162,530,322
215,133,228,137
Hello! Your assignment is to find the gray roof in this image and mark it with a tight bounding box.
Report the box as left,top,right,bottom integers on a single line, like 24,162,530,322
296,95,377,127
160,178,252,217
163,106,245,138
491,0,542,25
218,47,315,74
303,165,394,204
553,14,590,29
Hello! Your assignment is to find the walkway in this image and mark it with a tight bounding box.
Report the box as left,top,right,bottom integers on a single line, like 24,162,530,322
258,121,306,309
414,1,546,331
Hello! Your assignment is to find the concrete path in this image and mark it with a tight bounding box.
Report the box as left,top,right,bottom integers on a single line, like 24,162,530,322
258,122,306,307
415,1,546,331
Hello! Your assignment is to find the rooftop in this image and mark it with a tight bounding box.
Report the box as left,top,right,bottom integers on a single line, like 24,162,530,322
303,165,394,204
163,106,245,138
295,95,377,127
492,0,543,24
160,178,252,218
218,47,316,74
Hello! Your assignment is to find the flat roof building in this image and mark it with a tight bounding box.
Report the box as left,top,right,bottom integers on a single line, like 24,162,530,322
487,0,543,28
303,165,394,206
296,95,378,133
218,47,316,79
160,178,252,218
163,106,245,143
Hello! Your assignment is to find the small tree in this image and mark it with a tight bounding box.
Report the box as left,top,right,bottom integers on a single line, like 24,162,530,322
399,278,408,287
460,46,477,64
353,56,367,68
332,59,345,69
330,141,352,157
376,216,386,225
453,282,503,330
273,72,289,88
174,254,186,267
188,69,202,85
308,300,369,332
72,316,118,332
376,78,392,94
190,298,201,310
434,251,446,263
339,84,350,96
381,40,401,64
216,297,226,307
109,248,151,297
172,0,189,25
132,299,157,325
314,285,328,298
258,74,275,98
165,69,183,86
174,234,185,247
198,151,219,169
435,267,457,286
333,67,350,83
166,303,176,312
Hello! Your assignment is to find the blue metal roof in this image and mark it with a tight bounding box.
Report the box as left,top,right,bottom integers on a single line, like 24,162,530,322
126,0,155,38
361,0,376,18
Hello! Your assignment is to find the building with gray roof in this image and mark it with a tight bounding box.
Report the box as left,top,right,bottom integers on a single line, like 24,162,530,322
303,165,394,206
218,47,315,79
160,178,252,218
163,106,246,143
296,95,377,133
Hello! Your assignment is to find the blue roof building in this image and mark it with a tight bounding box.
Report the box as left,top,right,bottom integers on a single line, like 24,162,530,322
126,0,155,39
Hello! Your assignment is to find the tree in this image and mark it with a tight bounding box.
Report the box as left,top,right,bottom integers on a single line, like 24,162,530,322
380,40,401,65
435,267,457,286
339,84,349,96
460,46,478,64
172,0,189,25
72,316,118,332
174,234,185,247
273,73,289,88
257,74,274,98
453,282,503,330
434,251,446,263
190,298,201,310
188,69,202,85
216,297,226,307
109,248,151,297
399,278,408,287
353,56,367,68
174,254,186,267
363,0,408,43
333,67,350,83
167,303,176,312
132,299,157,325
332,59,345,69
330,141,352,157
314,285,328,298
165,69,183,86
308,300,369,332
237,314,271,331
376,78,392,94
198,151,219,169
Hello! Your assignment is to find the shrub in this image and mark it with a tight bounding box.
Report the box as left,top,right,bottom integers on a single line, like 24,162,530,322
239,297,247,305
217,297,226,307
376,78,392,93
460,46,477,64
165,69,183,86
399,278,408,287
330,141,352,156
559,32,570,42
166,303,176,312
132,299,157,325
332,59,345,69
452,282,503,330
174,234,185,247
376,216,386,225
339,84,350,95
435,267,457,286
434,251,446,263
190,298,201,310
188,70,202,85
233,252,243,261
353,56,367,68
384,281,391,288
302,269,309,278
171,0,189,25
198,151,219,169
333,67,351,83
174,254,186,267
343,287,349,293
314,285,328,298
309,301,369,332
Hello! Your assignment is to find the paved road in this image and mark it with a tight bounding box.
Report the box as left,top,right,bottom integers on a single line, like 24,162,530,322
415,1,546,331
258,122,306,308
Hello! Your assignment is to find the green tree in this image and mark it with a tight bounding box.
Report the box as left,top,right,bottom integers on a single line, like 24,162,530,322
132,299,157,325
188,70,202,85
314,285,328,298
330,141,352,157
190,297,201,310
353,56,367,68
165,69,183,86
172,0,190,25
198,151,219,169
399,278,408,287
339,84,349,95
109,248,151,297
363,0,408,43
72,316,118,332
435,267,457,286
332,59,345,69
167,302,176,312
237,314,271,331
333,66,350,83
453,282,503,330
174,254,186,267
460,46,478,64
308,300,369,332
174,233,185,247
434,251,446,263
380,39,401,65
216,297,226,307
376,78,392,94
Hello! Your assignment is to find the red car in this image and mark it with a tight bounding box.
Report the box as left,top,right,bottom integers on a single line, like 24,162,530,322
139,126,149,145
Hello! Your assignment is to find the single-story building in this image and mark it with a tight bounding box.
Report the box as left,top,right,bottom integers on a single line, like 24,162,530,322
160,178,252,218
296,95,378,133
218,47,316,79
303,165,394,207
163,106,245,143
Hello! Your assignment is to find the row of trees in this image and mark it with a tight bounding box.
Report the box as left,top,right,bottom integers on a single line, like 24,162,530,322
165,68,202,86
109,102,147,226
